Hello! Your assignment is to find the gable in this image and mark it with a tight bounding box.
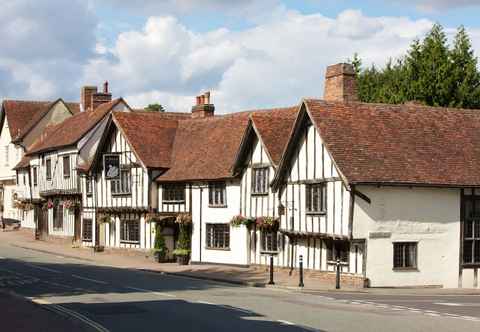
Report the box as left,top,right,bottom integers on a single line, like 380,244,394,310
23,100,75,148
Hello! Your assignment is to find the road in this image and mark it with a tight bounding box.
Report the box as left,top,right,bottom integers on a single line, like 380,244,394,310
0,243,479,332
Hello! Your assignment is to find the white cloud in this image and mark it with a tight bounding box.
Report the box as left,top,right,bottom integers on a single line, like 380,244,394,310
0,0,97,101
84,9,440,113
403,0,480,12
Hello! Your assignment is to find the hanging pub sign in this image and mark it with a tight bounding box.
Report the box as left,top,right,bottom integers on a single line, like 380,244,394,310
104,154,120,179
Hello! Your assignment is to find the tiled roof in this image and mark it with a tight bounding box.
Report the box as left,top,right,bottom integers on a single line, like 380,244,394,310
250,107,298,165
157,113,250,182
13,155,31,170
113,111,183,169
27,99,122,155
1,100,53,140
303,99,480,186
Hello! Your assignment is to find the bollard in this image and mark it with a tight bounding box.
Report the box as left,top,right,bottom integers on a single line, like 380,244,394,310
268,255,275,285
336,258,341,289
298,255,304,287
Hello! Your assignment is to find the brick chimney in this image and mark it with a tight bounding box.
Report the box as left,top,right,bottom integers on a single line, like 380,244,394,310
323,63,358,103
80,86,97,112
192,91,214,118
92,81,112,110
80,82,112,111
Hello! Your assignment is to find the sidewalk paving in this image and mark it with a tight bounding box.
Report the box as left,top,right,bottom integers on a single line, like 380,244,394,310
2,229,480,295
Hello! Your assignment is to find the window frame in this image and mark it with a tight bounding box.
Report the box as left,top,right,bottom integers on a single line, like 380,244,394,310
261,230,279,253
82,218,93,242
306,182,327,215
327,240,350,264
52,201,64,230
63,155,71,178
111,167,132,196
86,176,92,196
33,167,38,186
205,223,230,250
251,166,269,195
208,182,227,207
393,242,418,271
120,219,140,244
46,158,52,181
162,184,186,204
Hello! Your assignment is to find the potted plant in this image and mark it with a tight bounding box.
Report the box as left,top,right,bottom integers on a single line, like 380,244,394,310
152,226,168,263
173,248,190,265
174,221,191,265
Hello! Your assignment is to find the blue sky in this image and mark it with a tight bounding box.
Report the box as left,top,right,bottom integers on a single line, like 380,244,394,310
2,0,480,112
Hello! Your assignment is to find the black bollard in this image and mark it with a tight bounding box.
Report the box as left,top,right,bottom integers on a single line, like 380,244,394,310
298,255,304,287
336,258,341,289
268,255,275,285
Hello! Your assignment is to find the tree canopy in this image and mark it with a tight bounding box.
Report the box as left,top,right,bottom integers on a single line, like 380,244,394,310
144,103,165,112
351,24,480,109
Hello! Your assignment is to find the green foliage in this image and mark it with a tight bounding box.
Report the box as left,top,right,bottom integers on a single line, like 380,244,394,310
153,225,167,254
351,23,480,109
144,103,165,112
175,223,191,256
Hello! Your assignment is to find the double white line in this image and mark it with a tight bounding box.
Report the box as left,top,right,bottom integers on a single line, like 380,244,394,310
30,298,110,332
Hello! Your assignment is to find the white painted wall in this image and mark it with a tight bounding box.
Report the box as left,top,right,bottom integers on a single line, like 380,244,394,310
354,185,461,288
191,181,249,265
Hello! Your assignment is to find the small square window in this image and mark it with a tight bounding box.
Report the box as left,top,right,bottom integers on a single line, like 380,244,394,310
306,183,327,214
393,242,417,270
209,182,226,207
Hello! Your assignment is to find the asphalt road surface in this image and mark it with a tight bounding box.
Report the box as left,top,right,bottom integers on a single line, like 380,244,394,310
0,243,479,332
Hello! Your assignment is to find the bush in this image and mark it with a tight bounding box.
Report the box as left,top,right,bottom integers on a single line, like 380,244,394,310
175,223,191,256
153,225,167,255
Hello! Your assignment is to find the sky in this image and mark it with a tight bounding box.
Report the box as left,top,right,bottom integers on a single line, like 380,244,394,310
1,0,480,113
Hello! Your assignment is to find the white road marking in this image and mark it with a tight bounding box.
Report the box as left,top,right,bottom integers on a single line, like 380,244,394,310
277,320,295,325
196,300,216,305
30,297,110,332
26,264,62,274
434,302,463,306
125,286,176,298
71,274,108,285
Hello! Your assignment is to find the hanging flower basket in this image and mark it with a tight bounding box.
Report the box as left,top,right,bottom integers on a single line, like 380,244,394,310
42,199,54,211
64,200,79,212
175,213,192,225
23,203,34,211
230,215,255,228
97,214,112,224
255,216,279,231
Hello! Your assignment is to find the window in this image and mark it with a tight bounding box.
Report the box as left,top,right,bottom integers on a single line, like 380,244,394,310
86,177,92,196
261,231,278,252
393,242,417,270
63,156,70,178
33,167,37,186
463,219,480,264
306,183,327,213
327,241,350,263
209,182,226,206
206,224,230,249
53,201,63,229
111,168,131,195
252,167,269,195
120,220,140,243
82,218,92,241
46,159,52,180
163,184,185,203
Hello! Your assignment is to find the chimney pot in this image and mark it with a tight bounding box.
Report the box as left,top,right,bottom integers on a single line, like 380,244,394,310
103,81,109,94
191,91,215,118
324,63,358,103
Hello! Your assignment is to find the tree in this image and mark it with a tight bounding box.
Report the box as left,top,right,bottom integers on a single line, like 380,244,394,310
144,103,165,112
351,23,480,109
450,26,480,108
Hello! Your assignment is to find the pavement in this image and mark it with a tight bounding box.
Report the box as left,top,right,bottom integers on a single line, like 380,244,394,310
0,237,480,331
